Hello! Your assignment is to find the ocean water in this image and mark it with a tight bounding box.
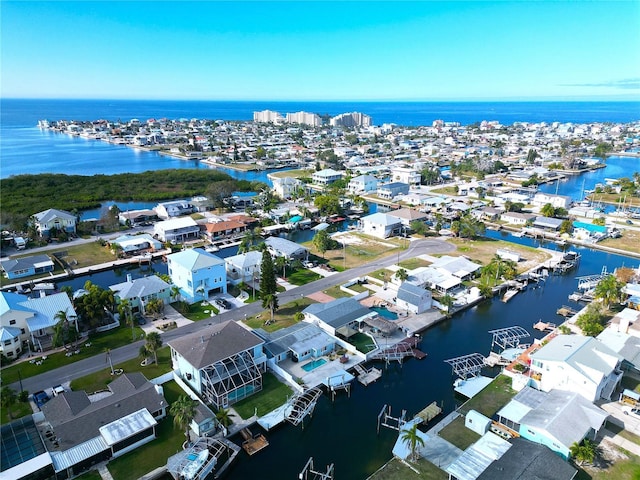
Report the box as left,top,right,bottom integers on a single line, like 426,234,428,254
1,99,638,179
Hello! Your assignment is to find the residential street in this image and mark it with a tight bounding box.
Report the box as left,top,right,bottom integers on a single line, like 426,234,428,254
9,237,455,394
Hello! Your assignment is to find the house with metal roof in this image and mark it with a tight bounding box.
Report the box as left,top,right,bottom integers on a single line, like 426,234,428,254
109,274,172,314
303,297,375,336
386,207,429,227
168,321,266,409
430,255,482,281
167,248,226,303
0,291,77,355
532,216,564,231
396,282,432,314
153,216,200,243
38,372,167,479
154,200,194,219
109,234,162,255
496,387,608,459
360,212,402,239
529,334,623,402
31,208,77,237
377,182,410,200
254,322,336,363
348,174,378,195
264,236,309,261
1,254,55,280
224,250,262,286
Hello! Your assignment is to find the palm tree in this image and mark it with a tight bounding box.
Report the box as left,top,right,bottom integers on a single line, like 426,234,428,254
118,299,135,342
169,395,198,441
215,407,235,428
395,268,409,283
594,275,623,309
170,285,181,302
570,439,597,466
53,309,71,348
262,293,279,324
401,423,425,462
1,386,17,420
143,331,163,364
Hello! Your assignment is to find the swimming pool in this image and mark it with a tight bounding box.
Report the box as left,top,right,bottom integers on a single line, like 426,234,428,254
370,306,398,320
301,358,327,372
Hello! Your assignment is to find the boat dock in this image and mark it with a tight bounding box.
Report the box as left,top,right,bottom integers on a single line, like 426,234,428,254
533,320,556,332
556,305,577,317
370,336,426,364
354,364,382,386
414,401,442,424
285,387,324,429
501,288,519,303
240,427,269,456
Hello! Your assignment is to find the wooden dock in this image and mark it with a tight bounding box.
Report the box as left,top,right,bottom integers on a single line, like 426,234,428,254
533,321,556,332
556,305,577,317
240,427,269,456
354,364,382,386
414,401,442,424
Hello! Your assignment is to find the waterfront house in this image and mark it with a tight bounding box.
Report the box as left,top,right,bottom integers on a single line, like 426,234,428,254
312,168,343,187
1,254,55,280
390,167,421,187
224,251,262,286
117,209,158,226
0,325,24,358
0,291,77,355
532,216,563,232
499,211,536,226
203,220,247,240
264,236,309,261
271,175,302,199
167,248,226,303
153,217,200,243
386,208,429,228
596,308,640,373
110,234,163,255
303,297,374,336
529,334,623,402
532,192,572,210
496,387,608,459
396,282,432,314
347,174,378,195
168,321,266,409
430,255,481,281
254,322,335,363
32,209,77,237
377,182,410,200
154,200,194,219
360,212,402,239
190,195,213,212
109,274,172,314
40,372,167,479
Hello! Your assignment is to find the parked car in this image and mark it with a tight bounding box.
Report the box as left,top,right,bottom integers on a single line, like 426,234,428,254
623,406,640,418
52,385,65,397
214,298,231,309
32,391,49,410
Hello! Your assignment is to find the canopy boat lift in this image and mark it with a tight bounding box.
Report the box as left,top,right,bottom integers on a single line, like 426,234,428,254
285,387,323,429
299,457,335,480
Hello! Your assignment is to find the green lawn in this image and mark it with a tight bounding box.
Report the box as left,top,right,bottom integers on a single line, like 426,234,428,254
287,268,322,286
350,332,377,353
73,470,102,480
243,297,317,333
459,375,516,417
604,421,640,446
171,300,219,321
368,457,447,480
438,416,481,450
1,399,33,425
580,453,640,480
70,347,172,393
322,285,353,299
232,372,293,419
0,325,144,385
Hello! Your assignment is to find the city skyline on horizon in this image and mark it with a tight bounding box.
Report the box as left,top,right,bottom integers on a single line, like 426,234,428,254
2,1,639,102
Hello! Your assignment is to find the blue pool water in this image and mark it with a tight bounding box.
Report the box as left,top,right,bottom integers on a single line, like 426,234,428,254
301,358,327,372
370,306,398,320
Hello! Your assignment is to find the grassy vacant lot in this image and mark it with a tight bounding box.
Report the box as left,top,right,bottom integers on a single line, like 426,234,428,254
368,457,447,480
600,228,640,254
232,372,293,419
70,347,172,393
29,241,118,268
107,381,185,479
303,233,404,270
447,237,552,273
459,375,516,417
398,258,431,270
268,168,314,179
430,186,459,196
578,453,640,480
438,415,481,450
243,297,317,333
0,325,144,385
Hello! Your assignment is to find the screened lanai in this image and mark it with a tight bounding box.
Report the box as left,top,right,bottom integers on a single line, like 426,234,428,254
200,350,262,409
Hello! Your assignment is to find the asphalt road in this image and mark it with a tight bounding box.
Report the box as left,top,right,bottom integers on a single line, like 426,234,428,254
10,237,455,394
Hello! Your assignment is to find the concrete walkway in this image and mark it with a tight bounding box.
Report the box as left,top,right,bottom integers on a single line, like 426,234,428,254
96,462,115,480
599,427,640,457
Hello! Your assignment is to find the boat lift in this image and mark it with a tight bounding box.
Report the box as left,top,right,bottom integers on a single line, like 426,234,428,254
376,404,407,434
488,326,530,352
285,387,323,429
444,353,486,379
299,457,335,480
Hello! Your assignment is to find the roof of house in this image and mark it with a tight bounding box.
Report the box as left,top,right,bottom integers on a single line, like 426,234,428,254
264,237,308,256
531,334,622,382
168,321,263,369
478,437,577,480
255,322,333,357
154,216,198,230
430,255,481,277
361,212,402,226
110,275,170,300
350,174,377,183
533,216,564,228
41,372,165,450
313,169,343,177
378,182,409,190
204,220,246,234
387,208,428,221
397,282,431,305
225,251,262,270
33,208,75,223
303,297,372,328
167,248,224,271
0,326,22,341
1,292,76,332
1,254,54,274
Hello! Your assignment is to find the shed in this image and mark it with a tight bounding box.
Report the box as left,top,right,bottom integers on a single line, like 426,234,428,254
465,410,491,436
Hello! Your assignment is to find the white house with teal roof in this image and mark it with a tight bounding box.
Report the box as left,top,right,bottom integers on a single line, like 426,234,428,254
167,248,226,303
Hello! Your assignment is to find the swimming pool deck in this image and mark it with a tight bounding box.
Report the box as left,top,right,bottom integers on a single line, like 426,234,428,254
278,354,364,390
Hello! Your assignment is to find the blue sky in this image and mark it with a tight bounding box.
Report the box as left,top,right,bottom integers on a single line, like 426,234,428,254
2,1,639,100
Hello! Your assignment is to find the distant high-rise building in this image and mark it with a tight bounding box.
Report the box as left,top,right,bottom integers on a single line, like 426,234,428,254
253,110,284,123
285,111,322,127
329,112,372,128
